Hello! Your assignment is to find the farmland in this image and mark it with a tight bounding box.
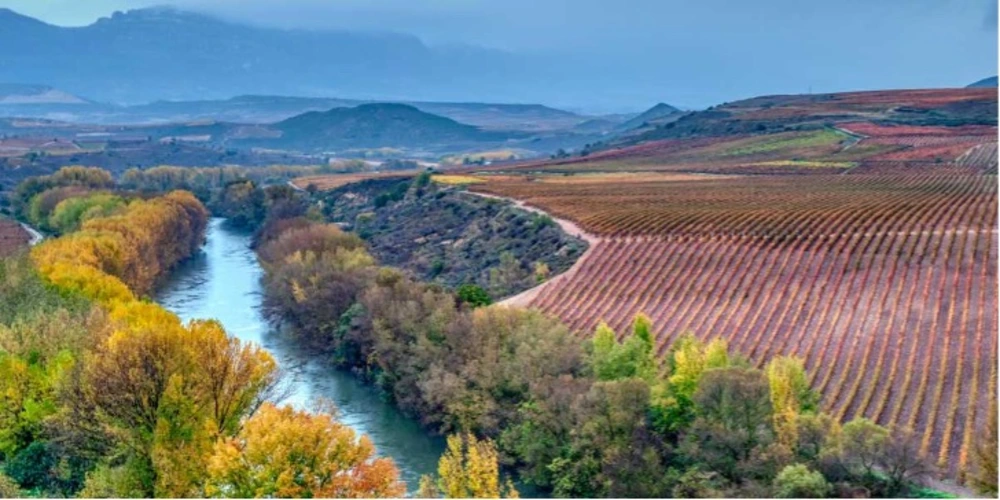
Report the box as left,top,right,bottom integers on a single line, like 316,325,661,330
472,170,997,479
0,218,29,257
459,89,999,483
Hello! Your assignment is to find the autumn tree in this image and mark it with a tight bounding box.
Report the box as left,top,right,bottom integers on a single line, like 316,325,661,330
431,433,516,498
82,310,281,496
205,403,404,498
766,356,817,448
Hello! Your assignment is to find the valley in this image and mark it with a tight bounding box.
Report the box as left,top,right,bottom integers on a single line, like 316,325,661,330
0,3,996,499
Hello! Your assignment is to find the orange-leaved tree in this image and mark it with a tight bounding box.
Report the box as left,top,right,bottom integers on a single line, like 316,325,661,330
205,402,405,498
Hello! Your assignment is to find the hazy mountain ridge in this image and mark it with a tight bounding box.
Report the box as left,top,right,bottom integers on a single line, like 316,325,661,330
0,7,551,106
968,76,998,88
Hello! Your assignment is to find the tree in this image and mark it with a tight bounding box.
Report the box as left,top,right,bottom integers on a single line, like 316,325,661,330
205,403,404,498
683,367,775,482
434,433,516,498
840,418,888,479
877,427,934,496
589,315,656,382
456,284,492,308
773,464,831,498
972,396,998,496
654,335,730,434
82,311,281,496
766,356,816,447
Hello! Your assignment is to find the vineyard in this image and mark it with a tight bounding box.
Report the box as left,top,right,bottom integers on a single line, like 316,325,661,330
0,218,29,257
470,167,998,480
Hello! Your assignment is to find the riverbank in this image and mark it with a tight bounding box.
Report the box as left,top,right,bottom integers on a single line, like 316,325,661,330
154,218,444,489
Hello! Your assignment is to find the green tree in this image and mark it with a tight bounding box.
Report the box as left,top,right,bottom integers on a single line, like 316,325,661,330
773,464,831,498
589,315,656,382
456,284,492,308
682,367,776,482
840,418,888,479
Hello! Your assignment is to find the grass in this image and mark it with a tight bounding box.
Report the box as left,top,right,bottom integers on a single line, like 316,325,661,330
722,129,848,157
431,174,486,185
440,149,525,165
751,160,857,169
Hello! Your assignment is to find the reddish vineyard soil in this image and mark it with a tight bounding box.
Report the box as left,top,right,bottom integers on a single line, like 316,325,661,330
474,172,998,478
0,219,30,257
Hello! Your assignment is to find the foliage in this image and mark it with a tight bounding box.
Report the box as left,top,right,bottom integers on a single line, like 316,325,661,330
48,193,126,235
773,464,831,498
589,316,656,382
456,284,492,308
430,433,515,499
766,356,817,447
205,403,404,498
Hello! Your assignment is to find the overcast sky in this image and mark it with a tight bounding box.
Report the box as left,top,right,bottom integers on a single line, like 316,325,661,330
1,0,996,109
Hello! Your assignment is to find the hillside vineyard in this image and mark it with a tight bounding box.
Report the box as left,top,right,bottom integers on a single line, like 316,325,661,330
473,172,998,475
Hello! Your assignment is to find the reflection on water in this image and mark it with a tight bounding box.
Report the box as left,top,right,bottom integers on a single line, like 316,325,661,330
155,218,443,489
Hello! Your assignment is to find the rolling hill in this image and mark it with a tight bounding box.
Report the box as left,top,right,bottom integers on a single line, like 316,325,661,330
252,103,515,153
968,76,998,88
616,102,682,131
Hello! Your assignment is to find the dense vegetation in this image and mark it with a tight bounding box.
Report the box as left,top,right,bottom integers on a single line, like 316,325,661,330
319,175,586,299
0,169,405,497
256,212,991,497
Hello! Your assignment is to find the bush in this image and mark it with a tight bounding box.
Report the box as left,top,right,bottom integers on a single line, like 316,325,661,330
456,284,492,308
774,464,831,498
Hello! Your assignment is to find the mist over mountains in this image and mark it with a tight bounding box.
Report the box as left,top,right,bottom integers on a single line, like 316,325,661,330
0,7,637,112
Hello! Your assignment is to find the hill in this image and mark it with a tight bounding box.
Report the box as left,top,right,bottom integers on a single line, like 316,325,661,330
967,76,998,88
0,83,88,104
443,87,999,483
258,103,512,153
0,94,587,131
616,102,682,131
595,88,998,151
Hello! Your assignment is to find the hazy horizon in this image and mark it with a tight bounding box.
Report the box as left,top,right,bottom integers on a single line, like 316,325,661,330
1,0,996,111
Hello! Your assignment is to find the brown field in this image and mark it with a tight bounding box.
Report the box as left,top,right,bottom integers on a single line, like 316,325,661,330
291,170,420,191
0,219,30,257
472,113,999,481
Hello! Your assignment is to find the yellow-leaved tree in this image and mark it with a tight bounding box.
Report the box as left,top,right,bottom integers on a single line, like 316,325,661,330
420,433,517,498
205,403,405,498
765,355,815,448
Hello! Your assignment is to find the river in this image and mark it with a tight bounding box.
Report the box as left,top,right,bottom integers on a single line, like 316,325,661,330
154,218,444,489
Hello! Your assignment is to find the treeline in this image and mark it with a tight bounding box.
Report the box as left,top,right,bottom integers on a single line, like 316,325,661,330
118,165,325,196
121,165,316,230
0,174,405,497
258,216,998,498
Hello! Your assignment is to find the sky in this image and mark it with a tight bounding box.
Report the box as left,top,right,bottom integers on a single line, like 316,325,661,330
0,0,996,110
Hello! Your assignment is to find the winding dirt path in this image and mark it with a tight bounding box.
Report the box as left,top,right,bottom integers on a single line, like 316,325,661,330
462,191,604,307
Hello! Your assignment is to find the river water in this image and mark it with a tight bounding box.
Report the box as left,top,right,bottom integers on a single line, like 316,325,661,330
154,218,444,489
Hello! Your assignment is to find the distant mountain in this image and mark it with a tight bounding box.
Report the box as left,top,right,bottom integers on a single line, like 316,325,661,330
0,83,88,104
968,76,998,88
616,102,681,131
0,7,584,108
0,94,587,131
253,103,514,152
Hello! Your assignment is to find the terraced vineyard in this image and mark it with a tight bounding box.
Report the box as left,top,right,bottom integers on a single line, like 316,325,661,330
471,171,998,479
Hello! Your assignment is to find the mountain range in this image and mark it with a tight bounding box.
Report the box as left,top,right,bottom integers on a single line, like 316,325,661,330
0,7,590,109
